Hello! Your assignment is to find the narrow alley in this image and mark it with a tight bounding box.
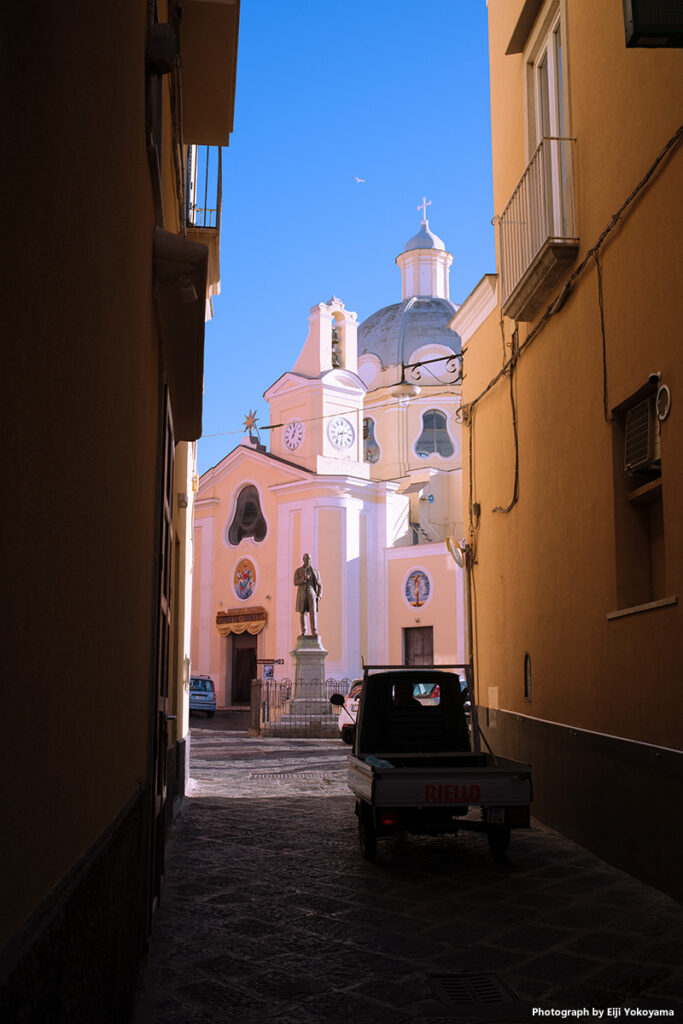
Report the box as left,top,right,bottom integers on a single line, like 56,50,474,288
134,720,683,1023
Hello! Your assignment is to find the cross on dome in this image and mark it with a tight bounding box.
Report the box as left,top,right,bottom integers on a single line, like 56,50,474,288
417,196,432,222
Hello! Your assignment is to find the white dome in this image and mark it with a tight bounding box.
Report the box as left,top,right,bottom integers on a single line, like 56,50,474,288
403,219,446,252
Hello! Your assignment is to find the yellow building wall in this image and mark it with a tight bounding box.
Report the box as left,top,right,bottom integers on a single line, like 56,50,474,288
462,0,683,899
471,0,683,752
387,553,462,666
190,508,203,672
1,0,205,950
3,7,163,946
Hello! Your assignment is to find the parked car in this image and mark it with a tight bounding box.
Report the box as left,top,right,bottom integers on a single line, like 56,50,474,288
189,675,216,717
337,678,363,744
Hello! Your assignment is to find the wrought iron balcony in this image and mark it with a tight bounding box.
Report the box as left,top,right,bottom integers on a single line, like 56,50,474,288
498,136,579,322
185,145,222,318
186,145,222,230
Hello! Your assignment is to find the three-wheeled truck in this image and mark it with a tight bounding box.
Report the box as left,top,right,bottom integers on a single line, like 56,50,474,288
330,664,532,862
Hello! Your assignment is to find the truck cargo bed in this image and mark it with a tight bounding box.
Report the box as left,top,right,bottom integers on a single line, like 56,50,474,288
348,752,532,808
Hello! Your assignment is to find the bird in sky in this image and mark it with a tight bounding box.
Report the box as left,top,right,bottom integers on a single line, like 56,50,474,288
353,176,366,183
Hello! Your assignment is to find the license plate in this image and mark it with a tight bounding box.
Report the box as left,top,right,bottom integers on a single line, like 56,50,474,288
486,807,506,824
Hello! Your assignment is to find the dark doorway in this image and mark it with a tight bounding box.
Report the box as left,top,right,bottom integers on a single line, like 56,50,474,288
403,626,434,665
232,634,257,704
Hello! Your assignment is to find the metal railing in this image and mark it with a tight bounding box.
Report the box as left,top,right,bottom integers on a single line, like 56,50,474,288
250,677,354,737
186,145,222,230
498,137,577,307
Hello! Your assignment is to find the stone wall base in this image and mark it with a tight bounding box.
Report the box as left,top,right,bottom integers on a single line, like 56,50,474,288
478,706,683,903
0,789,150,1024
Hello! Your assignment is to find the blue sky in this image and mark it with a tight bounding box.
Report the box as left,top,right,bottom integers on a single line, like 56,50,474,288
198,0,495,475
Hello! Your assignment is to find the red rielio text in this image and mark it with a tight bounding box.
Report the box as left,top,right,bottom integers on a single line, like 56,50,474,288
425,783,481,803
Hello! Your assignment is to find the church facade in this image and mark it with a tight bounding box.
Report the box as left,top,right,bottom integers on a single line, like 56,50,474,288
191,216,467,706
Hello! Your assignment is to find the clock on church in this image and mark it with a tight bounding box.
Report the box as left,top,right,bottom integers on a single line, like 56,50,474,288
283,419,304,451
328,416,355,450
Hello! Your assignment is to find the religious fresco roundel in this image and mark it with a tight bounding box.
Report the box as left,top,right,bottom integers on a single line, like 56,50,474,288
233,558,256,601
404,568,432,608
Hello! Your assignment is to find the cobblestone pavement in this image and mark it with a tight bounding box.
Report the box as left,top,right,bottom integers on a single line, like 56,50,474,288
134,727,683,1023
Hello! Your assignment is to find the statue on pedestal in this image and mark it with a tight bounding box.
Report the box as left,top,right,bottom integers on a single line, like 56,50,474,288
294,553,322,637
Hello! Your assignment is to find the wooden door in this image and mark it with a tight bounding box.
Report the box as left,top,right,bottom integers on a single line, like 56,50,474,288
403,626,434,666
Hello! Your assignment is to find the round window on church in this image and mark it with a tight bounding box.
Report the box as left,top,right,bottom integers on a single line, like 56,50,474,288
403,568,432,609
233,558,257,601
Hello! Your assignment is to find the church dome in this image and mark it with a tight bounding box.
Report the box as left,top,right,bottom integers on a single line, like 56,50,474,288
357,295,460,369
403,221,446,252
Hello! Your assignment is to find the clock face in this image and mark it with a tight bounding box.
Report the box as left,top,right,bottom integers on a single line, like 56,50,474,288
283,419,304,451
328,416,355,450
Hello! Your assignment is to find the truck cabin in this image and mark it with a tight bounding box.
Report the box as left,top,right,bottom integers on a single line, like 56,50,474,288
355,671,470,758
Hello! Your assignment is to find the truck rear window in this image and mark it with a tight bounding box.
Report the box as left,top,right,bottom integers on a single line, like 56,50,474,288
191,679,213,692
392,682,440,705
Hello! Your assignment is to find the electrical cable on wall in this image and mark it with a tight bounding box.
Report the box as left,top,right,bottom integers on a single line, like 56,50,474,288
593,251,611,424
493,328,520,514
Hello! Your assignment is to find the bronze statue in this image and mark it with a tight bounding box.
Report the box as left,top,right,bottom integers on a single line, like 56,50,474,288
294,553,322,637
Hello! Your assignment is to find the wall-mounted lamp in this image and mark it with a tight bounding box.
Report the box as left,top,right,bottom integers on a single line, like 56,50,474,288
392,381,421,406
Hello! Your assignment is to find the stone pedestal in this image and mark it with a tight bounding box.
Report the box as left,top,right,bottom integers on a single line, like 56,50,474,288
263,634,338,737
292,633,327,698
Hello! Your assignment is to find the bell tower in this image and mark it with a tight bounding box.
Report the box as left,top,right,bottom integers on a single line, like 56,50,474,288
291,296,358,376
265,297,368,476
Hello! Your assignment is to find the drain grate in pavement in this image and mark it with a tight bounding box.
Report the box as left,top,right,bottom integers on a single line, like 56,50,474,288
248,770,338,779
431,973,519,1007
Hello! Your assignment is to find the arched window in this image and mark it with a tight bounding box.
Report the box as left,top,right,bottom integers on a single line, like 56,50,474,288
228,485,267,544
415,409,454,458
363,417,380,463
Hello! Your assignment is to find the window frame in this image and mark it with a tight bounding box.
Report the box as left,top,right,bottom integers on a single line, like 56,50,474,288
362,416,381,464
414,407,456,461
224,481,269,547
524,2,573,242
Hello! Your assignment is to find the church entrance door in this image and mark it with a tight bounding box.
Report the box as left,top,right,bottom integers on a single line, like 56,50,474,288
403,626,434,666
232,634,257,705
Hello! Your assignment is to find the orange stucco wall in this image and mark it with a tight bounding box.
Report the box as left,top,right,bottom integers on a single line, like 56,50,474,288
3,3,176,943
465,1,683,752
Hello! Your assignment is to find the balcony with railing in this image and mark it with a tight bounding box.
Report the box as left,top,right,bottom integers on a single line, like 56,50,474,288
498,136,579,322
185,144,222,318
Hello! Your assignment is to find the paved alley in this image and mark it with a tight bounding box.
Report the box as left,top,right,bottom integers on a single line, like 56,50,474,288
133,724,683,1023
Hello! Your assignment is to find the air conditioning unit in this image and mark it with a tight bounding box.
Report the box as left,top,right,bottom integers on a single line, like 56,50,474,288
624,396,661,472
623,0,683,47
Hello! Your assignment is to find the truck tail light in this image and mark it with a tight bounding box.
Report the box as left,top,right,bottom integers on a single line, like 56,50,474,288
381,813,397,827
508,805,530,827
